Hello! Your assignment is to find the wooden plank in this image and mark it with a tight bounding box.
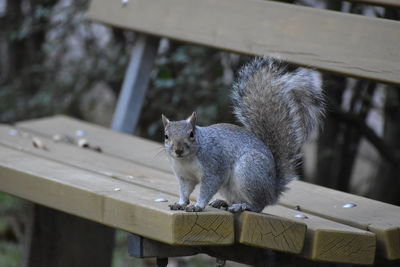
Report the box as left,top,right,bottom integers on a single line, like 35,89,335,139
111,35,159,134
17,115,171,173
0,145,234,246
281,180,400,260
262,206,375,264
239,211,306,254
0,124,180,198
7,121,379,263
346,0,400,8
17,116,400,259
86,0,400,85
1,123,307,255
18,117,400,259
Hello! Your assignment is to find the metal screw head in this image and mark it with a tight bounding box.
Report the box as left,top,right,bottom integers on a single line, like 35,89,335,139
294,213,308,219
114,188,121,191
52,134,62,142
9,129,18,135
154,198,168,202
121,0,129,5
342,203,357,208
75,130,86,137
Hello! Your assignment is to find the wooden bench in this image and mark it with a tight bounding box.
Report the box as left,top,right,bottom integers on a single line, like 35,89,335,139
1,115,400,265
1,0,399,266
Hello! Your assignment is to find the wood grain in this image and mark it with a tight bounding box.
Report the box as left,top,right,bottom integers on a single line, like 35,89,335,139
281,180,400,260
18,115,171,173
264,206,375,264
86,0,400,84
0,124,179,197
3,123,307,255
0,145,234,246
239,211,306,254
18,116,400,259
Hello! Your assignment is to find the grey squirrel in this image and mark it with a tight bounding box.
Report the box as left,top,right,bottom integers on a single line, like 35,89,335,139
162,57,324,213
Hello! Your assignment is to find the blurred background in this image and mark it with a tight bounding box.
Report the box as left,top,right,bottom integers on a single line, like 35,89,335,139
0,0,399,266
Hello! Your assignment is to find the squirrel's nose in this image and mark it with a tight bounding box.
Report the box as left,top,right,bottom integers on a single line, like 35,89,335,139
175,149,184,156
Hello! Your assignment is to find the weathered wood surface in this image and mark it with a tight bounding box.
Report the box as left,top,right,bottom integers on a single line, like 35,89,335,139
86,0,400,85
0,145,234,246
264,206,375,264
18,115,171,173
111,34,159,134
239,211,306,254
19,116,400,261
281,180,400,260
1,124,308,255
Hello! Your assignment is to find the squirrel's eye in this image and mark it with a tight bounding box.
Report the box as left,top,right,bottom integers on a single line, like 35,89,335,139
189,131,194,138
165,134,169,140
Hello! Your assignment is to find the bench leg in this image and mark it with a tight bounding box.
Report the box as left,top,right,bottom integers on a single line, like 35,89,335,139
156,258,168,267
111,34,160,134
22,204,115,267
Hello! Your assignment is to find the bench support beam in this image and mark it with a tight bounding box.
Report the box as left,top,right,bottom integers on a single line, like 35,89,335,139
128,233,328,267
111,34,160,134
22,204,115,267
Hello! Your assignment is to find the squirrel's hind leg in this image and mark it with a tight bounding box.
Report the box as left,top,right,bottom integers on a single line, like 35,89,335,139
229,151,278,213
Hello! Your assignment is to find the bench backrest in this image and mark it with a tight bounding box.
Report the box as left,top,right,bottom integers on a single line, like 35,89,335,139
87,0,400,85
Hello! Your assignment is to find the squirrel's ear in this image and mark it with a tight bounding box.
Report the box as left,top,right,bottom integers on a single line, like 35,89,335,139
187,111,196,129
161,114,170,128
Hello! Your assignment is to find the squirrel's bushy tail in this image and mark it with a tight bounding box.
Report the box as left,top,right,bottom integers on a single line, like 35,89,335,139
231,57,324,193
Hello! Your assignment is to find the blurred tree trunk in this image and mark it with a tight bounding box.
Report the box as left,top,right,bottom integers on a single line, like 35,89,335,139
314,0,344,189
315,73,345,188
0,0,23,82
0,0,56,122
367,86,400,205
1,0,55,85
363,8,400,205
315,1,379,193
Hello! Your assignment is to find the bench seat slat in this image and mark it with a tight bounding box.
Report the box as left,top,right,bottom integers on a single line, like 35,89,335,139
0,145,234,246
0,126,376,264
1,124,307,255
18,115,172,172
281,180,400,260
18,115,400,260
262,206,375,264
87,0,400,85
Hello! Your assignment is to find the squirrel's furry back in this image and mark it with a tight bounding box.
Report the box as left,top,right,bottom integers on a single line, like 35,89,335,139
231,57,324,191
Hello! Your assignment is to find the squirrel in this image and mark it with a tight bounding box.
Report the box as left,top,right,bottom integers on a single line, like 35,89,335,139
162,57,324,213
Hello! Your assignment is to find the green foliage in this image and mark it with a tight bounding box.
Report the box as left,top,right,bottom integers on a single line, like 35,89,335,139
138,43,250,141
0,242,21,267
0,193,23,211
0,0,130,123
0,194,24,267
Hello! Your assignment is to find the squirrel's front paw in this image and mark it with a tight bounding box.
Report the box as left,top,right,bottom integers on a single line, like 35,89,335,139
169,202,187,210
185,204,204,212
